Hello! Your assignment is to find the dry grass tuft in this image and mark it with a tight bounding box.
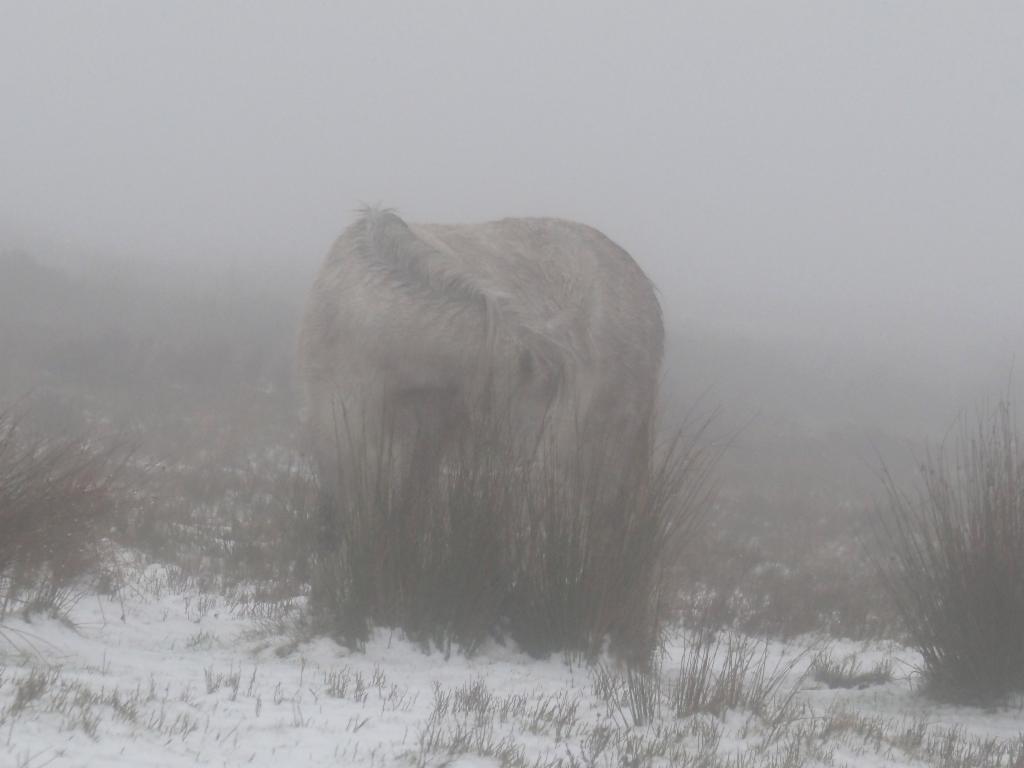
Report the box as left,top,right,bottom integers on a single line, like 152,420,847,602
0,406,124,621
310,406,719,663
875,399,1024,703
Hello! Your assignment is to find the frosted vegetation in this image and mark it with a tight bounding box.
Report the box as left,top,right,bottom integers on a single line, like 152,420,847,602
2,254,1023,766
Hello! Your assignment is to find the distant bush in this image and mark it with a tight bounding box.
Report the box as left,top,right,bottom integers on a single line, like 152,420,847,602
309,409,717,665
809,651,891,690
875,400,1024,703
0,407,122,620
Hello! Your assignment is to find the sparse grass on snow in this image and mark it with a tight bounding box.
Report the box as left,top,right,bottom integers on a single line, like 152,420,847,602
2,564,1023,768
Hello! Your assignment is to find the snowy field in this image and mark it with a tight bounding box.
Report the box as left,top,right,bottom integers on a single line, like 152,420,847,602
2,561,1022,768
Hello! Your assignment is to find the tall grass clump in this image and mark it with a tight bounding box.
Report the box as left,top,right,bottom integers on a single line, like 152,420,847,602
0,407,122,620
310,405,717,663
875,399,1024,703
669,620,807,721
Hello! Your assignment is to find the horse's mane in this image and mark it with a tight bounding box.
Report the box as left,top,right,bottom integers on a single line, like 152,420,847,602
353,207,584,393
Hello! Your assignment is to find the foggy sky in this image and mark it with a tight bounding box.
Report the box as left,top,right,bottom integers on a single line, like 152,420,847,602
2,2,1023,362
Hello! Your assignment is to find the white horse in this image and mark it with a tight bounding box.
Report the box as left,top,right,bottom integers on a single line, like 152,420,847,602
300,208,663,507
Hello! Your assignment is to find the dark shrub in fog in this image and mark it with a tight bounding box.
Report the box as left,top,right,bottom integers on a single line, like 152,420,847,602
876,400,1024,703
0,407,122,619
308,407,716,665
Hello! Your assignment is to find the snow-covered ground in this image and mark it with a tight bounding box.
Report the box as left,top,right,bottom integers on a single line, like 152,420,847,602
2,562,1022,768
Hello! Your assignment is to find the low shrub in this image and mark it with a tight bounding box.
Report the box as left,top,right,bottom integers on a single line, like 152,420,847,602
875,399,1024,703
310,407,718,664
809,651,892,689
669,622,806,722
0,407,122,620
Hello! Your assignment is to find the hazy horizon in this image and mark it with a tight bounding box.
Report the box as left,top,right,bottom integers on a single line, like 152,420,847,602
3,2,1023,404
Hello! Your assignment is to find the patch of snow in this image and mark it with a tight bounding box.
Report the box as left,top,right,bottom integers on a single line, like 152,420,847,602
1,564,1021,767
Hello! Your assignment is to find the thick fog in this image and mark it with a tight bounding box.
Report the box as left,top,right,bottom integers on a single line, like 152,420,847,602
3,2,1024,442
